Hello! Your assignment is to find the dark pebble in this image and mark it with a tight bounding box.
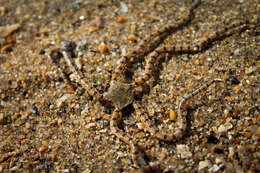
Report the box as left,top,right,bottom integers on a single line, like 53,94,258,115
49,49,63,64
32,104,40,115
229,76,240,85
207,133,219,144
64,41,77,58
39,49,45,55
213,148,224,154
64,41,76,52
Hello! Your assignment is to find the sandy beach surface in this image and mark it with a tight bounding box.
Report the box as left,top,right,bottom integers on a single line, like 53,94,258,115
0,0,259,172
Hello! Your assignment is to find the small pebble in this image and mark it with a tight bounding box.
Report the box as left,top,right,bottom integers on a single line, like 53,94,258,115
224,109,230,117
215,157,223,164
128,34,136,41
194,59,201,66
218,122,233,133
169,109,177,121
229,76,240,85
233,85,241,93
233,48,240,56
214,147,224,154
56,94,73,107
183,104,191,110
39,49,45,55
98,44,108,53
198,160,210,171
160,152,167,160
57,118,63,125
1,44,12,52
64,41,76,53
49,104,54,110
6,36,15,44
209,164,221,172
49,49,63,63
176,144,192,159
95,17,106,29
245,66,255,74
86,123,96,129
117,16,127,23
207,133,219,144
42,141,48,147
79,15,85,20
120,2,128,13
34,31,41,37
244,132,252,139
25,122,31,129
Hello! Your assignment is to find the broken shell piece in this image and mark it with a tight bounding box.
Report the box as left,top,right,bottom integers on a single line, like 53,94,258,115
0,24,21,38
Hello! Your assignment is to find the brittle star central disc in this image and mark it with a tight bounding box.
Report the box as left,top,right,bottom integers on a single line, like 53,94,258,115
104,81,134,110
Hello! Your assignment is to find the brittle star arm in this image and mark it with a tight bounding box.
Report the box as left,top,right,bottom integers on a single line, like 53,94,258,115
112,0,201,81
162,21,257,54
131,21,257,143
133,79,223,142
133,20,258,93
62,51,104,102
107,0,202,168
62,51,149,168
110,108,148,168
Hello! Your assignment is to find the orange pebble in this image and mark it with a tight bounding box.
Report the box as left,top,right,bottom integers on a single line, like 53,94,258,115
202,33,208,41
193,153,199,159
34,32,41,37
244,132,253,139
169,109,177,120
117,16,127,23
194,59,201,66
183,104,191,110
6,36,15,44
128,34,136,41
1,44,12,52
98,44,108,53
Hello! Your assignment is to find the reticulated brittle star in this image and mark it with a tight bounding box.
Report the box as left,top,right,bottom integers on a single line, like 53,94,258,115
49,0,258,171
